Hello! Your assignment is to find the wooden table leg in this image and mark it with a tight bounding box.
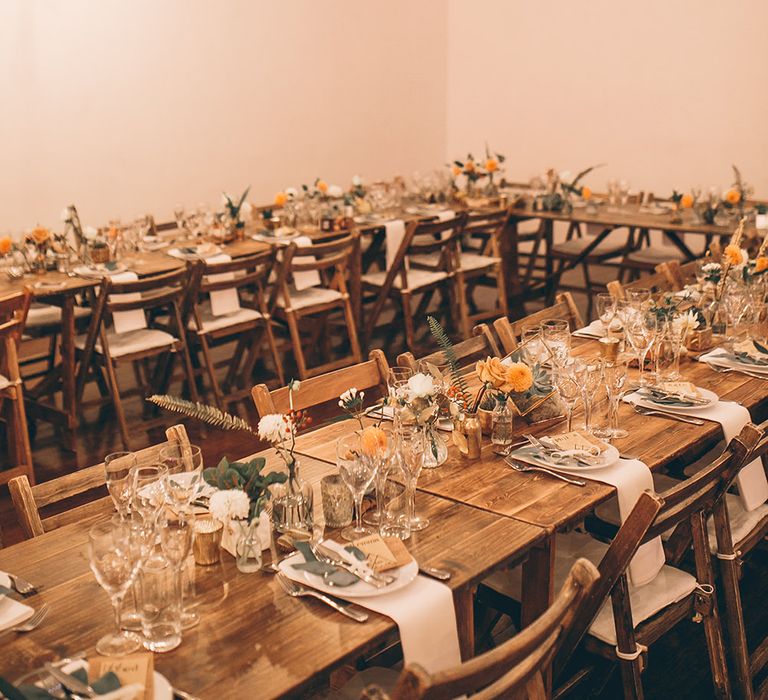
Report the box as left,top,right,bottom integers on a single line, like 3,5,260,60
455,584,476,661
59,295,77,450
521,536,555,628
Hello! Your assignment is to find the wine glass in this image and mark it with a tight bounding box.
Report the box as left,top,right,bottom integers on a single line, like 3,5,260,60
595,294,617,337
595,360,629,440
362,427,395,527
625,311,658,387
159,508,197,629
131,464,169,526
158,443,203,508
398,425,429,531
337,434,376,541
88,520,142,656
554,362,581,432
387,367,413,400
541,318,571,367
626,288,651,308
520,324,546,364
580,358,604,433
105,452,137,520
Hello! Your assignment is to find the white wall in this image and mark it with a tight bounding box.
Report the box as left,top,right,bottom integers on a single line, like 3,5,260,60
446,0,768,199
0,0,447,232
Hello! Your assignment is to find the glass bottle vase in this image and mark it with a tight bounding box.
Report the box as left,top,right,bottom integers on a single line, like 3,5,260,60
491,397,515,454
271,460,313,534
422,425,448,469
235,518,262,573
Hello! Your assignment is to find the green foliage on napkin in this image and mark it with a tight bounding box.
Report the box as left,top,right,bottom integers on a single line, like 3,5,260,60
291,541,358,587
1,668,120,699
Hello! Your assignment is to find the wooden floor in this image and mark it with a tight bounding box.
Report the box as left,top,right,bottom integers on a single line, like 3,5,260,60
1,276,767,699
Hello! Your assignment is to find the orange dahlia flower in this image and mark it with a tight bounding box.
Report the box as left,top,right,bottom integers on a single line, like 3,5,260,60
274,192,287,207
725,189,741,205
485,158,499,173
680,193,694,208
0,236,11,255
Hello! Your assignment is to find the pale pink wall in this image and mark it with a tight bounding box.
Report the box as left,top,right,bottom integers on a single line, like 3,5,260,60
446,0,768,199
0,0,447,232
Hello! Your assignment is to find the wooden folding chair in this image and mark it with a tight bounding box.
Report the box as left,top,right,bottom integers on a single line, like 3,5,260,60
74,267,198,450
493,292,584,354
251,349,389,420
362,214,469,353
606,268,676,300
0,290,33,487
8,424,191,539
396,323,500,372
186,250,284,408
356,558,599,700
275,232,363,379
482,424,760,699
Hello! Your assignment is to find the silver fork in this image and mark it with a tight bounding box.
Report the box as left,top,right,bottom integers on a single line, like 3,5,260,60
275,573,368,622
8,572,37,596
506,459,586,487
705,363,768,380
0,603,49,639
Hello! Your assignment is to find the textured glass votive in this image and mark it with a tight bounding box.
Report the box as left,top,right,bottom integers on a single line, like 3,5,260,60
321,474,353,528
193,515,223,566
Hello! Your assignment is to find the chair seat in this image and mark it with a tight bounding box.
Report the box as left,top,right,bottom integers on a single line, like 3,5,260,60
626,246,686,264
189,302,263,333
0,374,9,391
551,236,626,257
276,286,343,310
362,268,448,291
483,530,697,645
410,251,499,272
25,303,91,329
594,473,768,551
75,328,178,357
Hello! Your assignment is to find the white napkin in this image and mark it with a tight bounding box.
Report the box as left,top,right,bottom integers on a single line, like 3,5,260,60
0,572,34,632
435,210,455,223
384,220,406,270
698,348,768,375
526,457,665,586
573,319,605,339
626,390,768,512
291,236,321,291
109,272,146,335
280,551,461,674
205,253,241,317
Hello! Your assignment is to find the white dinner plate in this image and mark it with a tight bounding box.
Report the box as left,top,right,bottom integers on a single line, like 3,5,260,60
511,443,620,472
57,660,173,700
167,244,222,260
634,387,718,413
72,263,128,278
705,350,768,374
280,551,419,598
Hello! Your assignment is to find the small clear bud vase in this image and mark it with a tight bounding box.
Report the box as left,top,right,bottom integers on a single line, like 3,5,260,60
271,460,314,534
235,518,262,574
491,397,515,454
422,424,448,469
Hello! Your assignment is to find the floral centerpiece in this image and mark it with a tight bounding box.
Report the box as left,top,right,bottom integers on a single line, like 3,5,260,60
722,165,753,219
221,186,252,235
25,226,52,273
537,165,602,213
451,145,506,198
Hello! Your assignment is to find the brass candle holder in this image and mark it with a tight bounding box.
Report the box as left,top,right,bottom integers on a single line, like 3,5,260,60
193,515,223,566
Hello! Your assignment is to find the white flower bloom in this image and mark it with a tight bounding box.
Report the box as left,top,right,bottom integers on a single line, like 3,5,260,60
672,310,700,338
339,387,363,408
406,373,437,400
352,175,362,187
83,226,98,241
328,184,343,199
288,379,301,392
258,413,292,443
285,187,298,199
209,489,250,522
702,262,721,273
559,170,572,182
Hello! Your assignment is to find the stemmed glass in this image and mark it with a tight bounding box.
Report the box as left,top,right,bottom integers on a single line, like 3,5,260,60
624,311,658,387
337,434,376,541
580,358,604,432
520,325,546,364
626,288,651,308
541,319,571,367
362,427,395,527
131,464,169,526
159,508,196,629
114,510,156,632
387,367,413,399
105,452,137,520
158,443,203,508
554,361,581,432
398,426,429,531
593,361,629,440
595,294,617,338
88,520,142,656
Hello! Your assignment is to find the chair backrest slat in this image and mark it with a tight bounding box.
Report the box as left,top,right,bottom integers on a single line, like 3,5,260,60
396,324,500,373
607,269,674,300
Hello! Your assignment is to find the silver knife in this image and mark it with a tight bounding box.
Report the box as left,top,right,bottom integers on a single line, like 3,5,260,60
44,663,96,698
314,543,394,588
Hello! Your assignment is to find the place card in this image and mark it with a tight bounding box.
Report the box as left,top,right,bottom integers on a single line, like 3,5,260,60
545,430,608,453
351,533,412,572
89,652,154,700
659,381,700,397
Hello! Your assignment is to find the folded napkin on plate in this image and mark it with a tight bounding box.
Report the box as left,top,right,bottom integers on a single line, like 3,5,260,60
625,392,768,511
291,236,321,291
108,271,146,335
2,669,135,700
203,253,240,317
698,348,768,373
384,220,406,270
290,541,359,587
281,542,461,673
515,451,664,586
572,319,605,338
0,593,34,633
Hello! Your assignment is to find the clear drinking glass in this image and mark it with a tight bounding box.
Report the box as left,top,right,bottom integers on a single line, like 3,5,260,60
580,358,604,432
554,362,581,432
159,508,197,630
105,452,137,520
626,288,651,308
88,520,142,656
398,426,429,531
336,434,376,541
387,367,413,400
140,555,181,653
595,294,617,337
541,318,571,366
520,325,546,364
362,427,395,527
593,361,629,440
130,464,169,525
113,511,156,632
378,451,411,541
625,311,658,387
158,443,203,508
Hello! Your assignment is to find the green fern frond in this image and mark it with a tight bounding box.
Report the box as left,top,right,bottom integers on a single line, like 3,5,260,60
148,395,256,434
427,316,472,408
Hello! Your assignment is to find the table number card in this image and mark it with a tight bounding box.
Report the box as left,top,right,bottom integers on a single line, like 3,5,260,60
89,652,154,700
545,430,608,453
352,533,412,572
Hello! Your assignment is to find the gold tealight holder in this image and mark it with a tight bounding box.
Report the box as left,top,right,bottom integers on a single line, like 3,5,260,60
452,411,482,460
598,336,620,362
193,515,223,566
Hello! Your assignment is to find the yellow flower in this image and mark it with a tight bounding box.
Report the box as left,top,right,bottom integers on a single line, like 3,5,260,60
464,160,476,173
316,180,328,194
680,193,694,208
476,357,512,391
505,362,533,393
107,226,119,240
485,158,499,173
361,426,387,457
29,226,50,245
725,189,741,205
451,164,461,177
724,244,744,266
581,186,592,200
755,257,768,273
0,236,11,255
274,192,287,207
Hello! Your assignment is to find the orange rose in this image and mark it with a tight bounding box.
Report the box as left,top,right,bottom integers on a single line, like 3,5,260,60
680,193,694,208
725,189,741,205
464,160,476,173
361,426,387,457
29,226,50,245
581,186,592,200
724,244,745,266
0,236,11,255
274,192,287,207
107,226,119,240
476,357,515,393
316,180,328,194
755,257,768,273
451,164,461,177
505,362,533,393
485,158,499,173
